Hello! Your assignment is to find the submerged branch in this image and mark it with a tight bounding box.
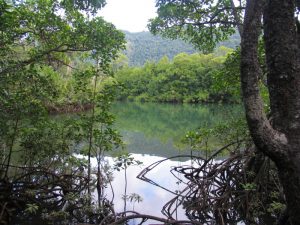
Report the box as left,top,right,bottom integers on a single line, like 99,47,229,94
100,211,203,225
137,139,284,224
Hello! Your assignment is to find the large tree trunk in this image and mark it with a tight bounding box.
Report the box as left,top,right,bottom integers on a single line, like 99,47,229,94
240,0,300,224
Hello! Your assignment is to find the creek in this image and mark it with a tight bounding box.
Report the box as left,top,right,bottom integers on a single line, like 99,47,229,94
103,102,243,224
11,102,243,225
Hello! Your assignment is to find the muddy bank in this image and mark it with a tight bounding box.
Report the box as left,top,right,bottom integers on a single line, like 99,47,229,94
47,102,93,114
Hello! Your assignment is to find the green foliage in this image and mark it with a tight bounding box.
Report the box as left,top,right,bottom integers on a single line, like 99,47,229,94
123,193,143,212
113,152,143,171
0,0,125,223
212,48,241,101
148,0,242,51
127,193,143,204
124,31,197,66
123,31,240,66
182,113,249,157
183,128,214,153
242,183,257,191
0,0,126,115
25,203,39,215
113,47,235,103
1,0,125,70
111,101,243,157
79,84,124,157
113,151,142,212
19,118,79,164
267,201,285,214
212,42,269,104
61,0,106,14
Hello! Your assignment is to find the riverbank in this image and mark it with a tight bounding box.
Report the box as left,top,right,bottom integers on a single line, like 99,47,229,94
46,102,93,114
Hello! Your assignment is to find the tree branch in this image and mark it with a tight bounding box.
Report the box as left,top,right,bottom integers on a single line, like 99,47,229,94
100,211,203,225
230,0,243,35
0,44,92,75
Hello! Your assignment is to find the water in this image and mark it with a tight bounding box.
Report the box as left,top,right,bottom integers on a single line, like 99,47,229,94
104,102,243,224
11,102,243,224
111,102,243,157
93,154,189,224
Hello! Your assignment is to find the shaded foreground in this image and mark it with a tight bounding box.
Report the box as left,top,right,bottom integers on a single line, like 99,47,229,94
103,142,285,225
0,138,285,225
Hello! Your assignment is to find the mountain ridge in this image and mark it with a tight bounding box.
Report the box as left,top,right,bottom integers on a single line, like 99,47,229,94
123,31,240,66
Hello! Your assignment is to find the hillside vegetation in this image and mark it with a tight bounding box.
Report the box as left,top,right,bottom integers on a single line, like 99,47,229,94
111,46,240,103
123,31,240,66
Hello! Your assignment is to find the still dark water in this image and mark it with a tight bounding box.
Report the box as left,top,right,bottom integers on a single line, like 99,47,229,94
111,102,243,157
14,102,243,224
105,102,243,224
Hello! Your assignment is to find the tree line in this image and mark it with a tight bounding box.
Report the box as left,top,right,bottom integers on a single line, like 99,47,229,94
112,46,240,103
1,0,300,224
148,0,300,224
123,31,240,66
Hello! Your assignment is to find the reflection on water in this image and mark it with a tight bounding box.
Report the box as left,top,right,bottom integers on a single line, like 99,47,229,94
112,102,243,157
49,102,243,224
98,154,189,224
106,102,243,224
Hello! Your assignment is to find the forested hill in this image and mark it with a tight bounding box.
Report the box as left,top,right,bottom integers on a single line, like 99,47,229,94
123,31,240,66
124,31,196,66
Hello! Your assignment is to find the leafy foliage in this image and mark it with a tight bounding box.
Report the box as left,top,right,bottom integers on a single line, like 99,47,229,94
148,0,243,51
123,31,240,66
0,0,125,223
124,31,197,66
113,46,236,103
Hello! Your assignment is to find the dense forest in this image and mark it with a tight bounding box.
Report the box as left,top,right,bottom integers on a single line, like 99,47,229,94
149,0,300,224
1,0,300,224
0,0,127,224
123,31,240,66
112,46,242,103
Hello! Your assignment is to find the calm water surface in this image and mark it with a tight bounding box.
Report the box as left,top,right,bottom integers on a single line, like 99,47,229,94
106,102,243,224
12,102,243,225
111,102,243,157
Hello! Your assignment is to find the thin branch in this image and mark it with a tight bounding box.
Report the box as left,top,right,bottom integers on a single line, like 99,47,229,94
101,211,203,225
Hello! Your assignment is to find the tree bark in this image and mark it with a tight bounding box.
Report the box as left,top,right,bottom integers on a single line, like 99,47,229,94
264,0,300,134
241,0,300,224
241,0,288,163
264,1,300,224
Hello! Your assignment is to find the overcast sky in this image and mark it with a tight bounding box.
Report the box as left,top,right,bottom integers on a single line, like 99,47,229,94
99,0,157,32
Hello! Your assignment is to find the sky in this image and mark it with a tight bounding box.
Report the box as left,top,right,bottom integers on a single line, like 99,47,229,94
99,0,157,32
